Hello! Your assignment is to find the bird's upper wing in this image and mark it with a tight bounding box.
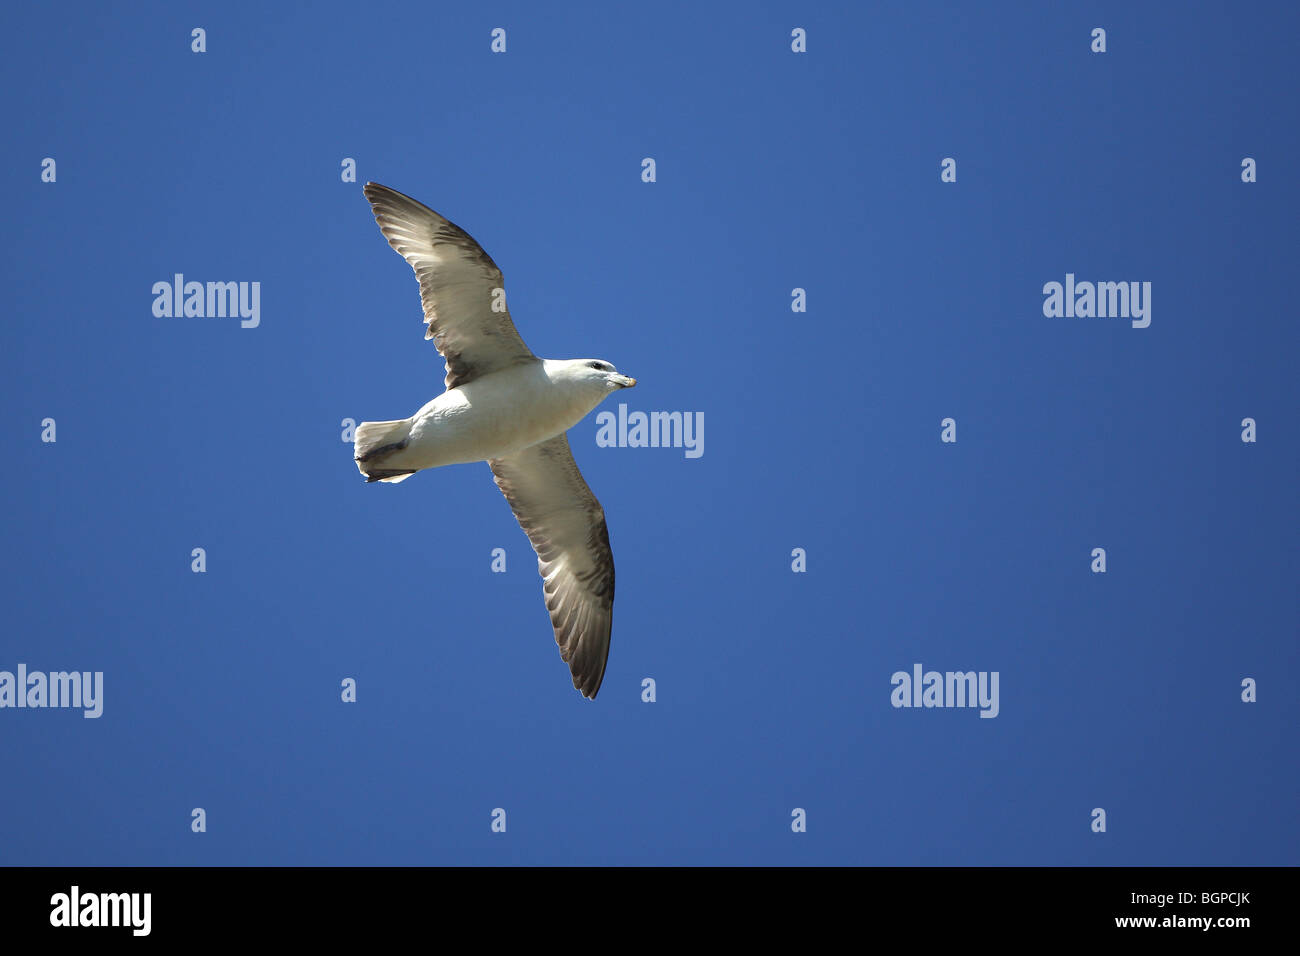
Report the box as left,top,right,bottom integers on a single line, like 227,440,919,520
488,435,615,699
363,182,535,389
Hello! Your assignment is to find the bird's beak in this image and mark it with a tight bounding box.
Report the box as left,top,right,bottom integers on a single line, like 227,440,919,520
615,374,637,388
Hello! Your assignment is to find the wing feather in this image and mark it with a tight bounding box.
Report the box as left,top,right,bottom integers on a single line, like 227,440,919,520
363,182,534,389
489,435,615,699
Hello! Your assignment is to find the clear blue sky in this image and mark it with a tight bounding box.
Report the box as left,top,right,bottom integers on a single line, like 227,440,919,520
1,1,1295,865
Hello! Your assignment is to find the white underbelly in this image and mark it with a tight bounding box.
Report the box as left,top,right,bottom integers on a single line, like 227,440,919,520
402,364,586,468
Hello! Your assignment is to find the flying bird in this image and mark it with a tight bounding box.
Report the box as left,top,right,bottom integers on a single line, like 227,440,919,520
353,183,635,699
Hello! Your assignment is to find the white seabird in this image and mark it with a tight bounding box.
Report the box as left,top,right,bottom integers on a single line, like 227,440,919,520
353,183,635,699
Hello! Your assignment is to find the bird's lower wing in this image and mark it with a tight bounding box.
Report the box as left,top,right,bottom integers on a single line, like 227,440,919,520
488,435,615,699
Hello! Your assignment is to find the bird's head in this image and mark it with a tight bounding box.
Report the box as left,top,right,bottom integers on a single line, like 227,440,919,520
571,359,637,392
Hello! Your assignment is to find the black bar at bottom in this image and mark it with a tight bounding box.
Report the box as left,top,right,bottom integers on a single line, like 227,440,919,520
0,866,1281,941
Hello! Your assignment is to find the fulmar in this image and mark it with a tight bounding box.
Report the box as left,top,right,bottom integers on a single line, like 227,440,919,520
352,183,635,699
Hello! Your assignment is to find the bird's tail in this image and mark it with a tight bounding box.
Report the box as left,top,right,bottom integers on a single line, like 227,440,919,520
354,418,417,483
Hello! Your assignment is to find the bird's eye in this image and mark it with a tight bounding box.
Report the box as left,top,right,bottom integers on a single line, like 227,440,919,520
588,362,606,371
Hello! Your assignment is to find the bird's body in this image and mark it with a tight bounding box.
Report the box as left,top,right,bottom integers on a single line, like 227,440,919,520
358,359,616,475
351,182,634,698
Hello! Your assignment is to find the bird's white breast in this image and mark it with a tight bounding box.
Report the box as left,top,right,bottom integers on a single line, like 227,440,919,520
404,361,597,468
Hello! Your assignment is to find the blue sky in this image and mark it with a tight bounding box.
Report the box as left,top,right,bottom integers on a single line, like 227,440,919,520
1,1,1296,865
